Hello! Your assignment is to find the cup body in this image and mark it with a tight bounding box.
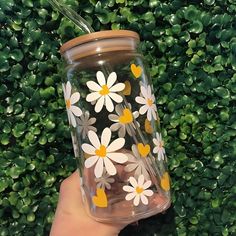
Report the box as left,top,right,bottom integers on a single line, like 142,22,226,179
60,30,171,223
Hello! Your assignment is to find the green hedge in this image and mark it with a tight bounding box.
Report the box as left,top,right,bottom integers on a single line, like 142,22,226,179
1,0,236,235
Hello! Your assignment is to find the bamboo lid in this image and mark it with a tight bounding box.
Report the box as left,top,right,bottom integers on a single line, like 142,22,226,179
60,30,140,54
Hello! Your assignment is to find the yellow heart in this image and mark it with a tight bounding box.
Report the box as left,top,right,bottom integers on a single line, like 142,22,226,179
84,152,92,159
92,188,108,208
119,108,133,124
137,143,150,157
123,81,131,96
145,118,153,134
160,172,170,191
131,64,142,78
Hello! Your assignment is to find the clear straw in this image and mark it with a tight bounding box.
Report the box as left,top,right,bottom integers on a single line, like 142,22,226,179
47,0,94,34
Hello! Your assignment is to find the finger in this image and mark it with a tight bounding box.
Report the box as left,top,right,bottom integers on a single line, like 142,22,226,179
57,170,84,213
50,171,84,236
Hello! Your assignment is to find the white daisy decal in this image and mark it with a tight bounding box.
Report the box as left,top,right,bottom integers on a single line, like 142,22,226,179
95,170,115,190
86,71,125,113
77,111,97,139
108,104,139,138
135,85,157,121
62,81,82,127
81,128,128,178
153,132,166,161
123,175,154,206
124,145,150,180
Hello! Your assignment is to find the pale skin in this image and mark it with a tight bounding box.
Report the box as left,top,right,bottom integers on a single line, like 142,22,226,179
50,171,128,236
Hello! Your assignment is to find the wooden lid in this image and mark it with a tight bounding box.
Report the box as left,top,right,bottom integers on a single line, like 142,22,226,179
60,30,140,54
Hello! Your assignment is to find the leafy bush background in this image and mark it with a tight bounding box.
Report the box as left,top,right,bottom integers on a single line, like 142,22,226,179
1,0,236,235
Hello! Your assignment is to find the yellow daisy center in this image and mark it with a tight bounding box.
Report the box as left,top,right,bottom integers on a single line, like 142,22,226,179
147,98,153,106
136,186,144,194
66,99,71,108
99,85,110,96
95,145,107,158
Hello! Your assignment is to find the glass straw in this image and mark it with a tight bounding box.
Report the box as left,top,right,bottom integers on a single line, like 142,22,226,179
47,0,94,33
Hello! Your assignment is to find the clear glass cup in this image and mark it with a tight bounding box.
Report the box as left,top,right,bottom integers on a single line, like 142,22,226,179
60,30,171,223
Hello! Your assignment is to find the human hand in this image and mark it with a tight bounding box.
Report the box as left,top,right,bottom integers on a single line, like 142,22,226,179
50,171,127,236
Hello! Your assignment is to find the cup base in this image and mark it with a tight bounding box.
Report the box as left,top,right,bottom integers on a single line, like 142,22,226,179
82,186,171,224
